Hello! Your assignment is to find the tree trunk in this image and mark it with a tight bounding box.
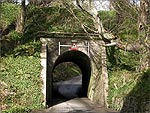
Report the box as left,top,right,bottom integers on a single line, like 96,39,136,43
16,0,26,33
138,0,150,70
101,41,109,108
75,0,113,107
94,13,109,108
112,0,131,30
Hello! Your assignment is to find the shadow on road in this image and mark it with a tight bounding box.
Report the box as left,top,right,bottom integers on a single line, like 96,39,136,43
48,76,84,107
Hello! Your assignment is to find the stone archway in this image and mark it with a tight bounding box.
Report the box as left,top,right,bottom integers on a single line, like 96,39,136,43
52,50,91,98
40,38,106,107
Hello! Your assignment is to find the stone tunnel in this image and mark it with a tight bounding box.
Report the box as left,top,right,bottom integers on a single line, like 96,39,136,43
52,50,91,97
40,38,106,107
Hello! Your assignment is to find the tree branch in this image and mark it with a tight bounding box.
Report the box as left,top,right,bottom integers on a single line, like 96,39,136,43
76,0,94,18
116,39,141,53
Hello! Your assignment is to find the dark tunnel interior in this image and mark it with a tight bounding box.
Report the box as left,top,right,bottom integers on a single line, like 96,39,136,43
51,50,91,105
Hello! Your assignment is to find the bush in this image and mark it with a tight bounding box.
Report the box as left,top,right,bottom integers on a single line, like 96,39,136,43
0,3,20,29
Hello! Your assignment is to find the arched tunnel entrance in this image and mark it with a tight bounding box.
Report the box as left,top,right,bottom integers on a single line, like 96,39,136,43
50,50,91,106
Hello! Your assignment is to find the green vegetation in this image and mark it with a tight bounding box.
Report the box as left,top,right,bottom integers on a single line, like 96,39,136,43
107,49,149,111
53,62,81,82
99,9,149,112
121,69,150,112
0,3,43,112
0,56,43,113
0,3,20,29
108,70,138,110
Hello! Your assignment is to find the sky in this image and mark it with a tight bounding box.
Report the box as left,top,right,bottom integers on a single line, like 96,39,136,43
94,0,110,11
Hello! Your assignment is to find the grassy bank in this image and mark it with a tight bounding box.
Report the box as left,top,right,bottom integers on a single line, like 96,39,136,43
0,56,44,113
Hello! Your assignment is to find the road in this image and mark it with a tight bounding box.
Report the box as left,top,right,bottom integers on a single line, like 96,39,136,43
31,76,119,113
32,98,119,113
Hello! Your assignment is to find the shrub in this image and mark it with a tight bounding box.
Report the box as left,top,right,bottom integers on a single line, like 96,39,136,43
0,3,20,29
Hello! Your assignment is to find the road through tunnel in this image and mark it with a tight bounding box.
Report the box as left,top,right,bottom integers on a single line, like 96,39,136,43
49,50,91,106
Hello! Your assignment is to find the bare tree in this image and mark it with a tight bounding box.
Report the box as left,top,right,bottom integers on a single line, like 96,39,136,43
138,0,150,70
111,0,150,70
74,0,116,107
15,0,26,33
